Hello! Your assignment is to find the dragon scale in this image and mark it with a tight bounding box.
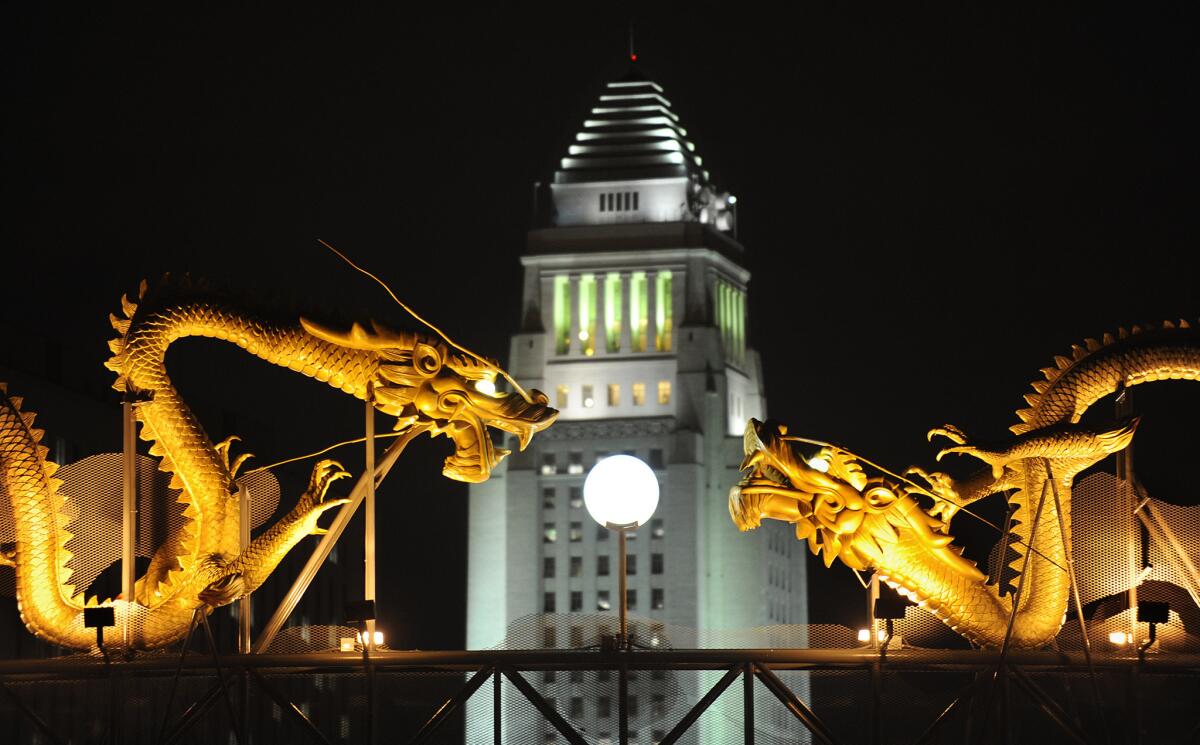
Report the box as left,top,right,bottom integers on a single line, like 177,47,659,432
2,280,556,651
732,321,1200,647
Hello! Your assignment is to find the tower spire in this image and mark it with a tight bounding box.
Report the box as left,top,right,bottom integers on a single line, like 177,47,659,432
628,21,637,63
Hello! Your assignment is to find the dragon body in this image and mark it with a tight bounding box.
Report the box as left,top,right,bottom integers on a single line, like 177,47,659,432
1,280,555,651
731,321,1199,647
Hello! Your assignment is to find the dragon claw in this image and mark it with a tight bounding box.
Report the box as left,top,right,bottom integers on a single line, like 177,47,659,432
927,424,968,445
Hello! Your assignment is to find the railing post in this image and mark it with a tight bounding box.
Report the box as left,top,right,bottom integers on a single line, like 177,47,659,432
494,668,502,745
743,662,755,745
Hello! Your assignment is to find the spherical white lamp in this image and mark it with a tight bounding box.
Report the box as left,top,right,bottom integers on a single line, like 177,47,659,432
583,454,660,529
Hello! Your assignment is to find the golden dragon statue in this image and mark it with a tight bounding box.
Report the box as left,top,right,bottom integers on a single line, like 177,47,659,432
730,320,1199,648
0,278,556,651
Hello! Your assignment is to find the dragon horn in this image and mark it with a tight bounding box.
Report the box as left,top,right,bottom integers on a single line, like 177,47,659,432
317,239,536,404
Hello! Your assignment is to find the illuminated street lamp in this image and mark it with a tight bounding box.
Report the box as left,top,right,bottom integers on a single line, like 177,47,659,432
584,454,660,649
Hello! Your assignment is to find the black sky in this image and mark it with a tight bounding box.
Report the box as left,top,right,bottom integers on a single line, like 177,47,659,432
3,6,1198,645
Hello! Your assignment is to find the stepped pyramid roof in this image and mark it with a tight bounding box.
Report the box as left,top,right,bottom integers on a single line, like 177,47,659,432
553,70,710,185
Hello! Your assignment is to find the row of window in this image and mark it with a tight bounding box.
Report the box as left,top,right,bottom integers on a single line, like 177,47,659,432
546,730,665,745
543,518,665,543
543,553,664,577
553,271,672,355
547,693,667,721
544,669,665,684
544,588,665,613
555,381,670,409
540,449,666,476
598,191,639,212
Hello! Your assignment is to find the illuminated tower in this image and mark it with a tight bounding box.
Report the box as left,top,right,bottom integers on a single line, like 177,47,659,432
467,68,809,743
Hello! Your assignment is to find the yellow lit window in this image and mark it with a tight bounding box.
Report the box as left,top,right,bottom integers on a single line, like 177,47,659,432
607,383,620,406
556,384,568,409
657,380,671,405
632,383,645,406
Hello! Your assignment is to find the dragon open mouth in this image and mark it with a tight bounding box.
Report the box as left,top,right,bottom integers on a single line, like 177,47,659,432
436,390,557,483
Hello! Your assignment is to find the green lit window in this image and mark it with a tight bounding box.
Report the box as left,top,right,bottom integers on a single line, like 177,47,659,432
604,272,622,352
655,271,672,351
715,278,745,365
630,272,648,352
578,273,597,356
554,275,571,354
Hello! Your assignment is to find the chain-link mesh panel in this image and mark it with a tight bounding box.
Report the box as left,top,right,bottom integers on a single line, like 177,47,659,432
0,451,280,599
266,624,372,654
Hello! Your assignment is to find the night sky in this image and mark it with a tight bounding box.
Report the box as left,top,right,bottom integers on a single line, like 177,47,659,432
4,6,1198,648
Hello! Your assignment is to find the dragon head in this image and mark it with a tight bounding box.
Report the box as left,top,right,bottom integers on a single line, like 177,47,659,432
730,419,983,580
301,319,557,483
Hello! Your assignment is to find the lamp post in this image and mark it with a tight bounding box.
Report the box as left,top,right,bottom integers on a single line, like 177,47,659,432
583,454,660,650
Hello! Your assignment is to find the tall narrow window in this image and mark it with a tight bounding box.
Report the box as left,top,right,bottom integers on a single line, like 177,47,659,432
632,383,645,406
607,383,620,406
655,271,673,351
651,553,664,574
570,556,582,578
582,384,595,408
598,193,606,212
570,592,583,612
542,487,555,510
554,275,571,354
597,555,610,576
568,451,584,474
543,524,557,543
630,271,648,352
597,591,611,611
633,192,639,210
657,380,671,405
652,588,665,610
541,453,557,475
578,273,597,356
543,557,555,578
569,522,582,541
543,593,556,613
604,272,622,352
556,384,568,409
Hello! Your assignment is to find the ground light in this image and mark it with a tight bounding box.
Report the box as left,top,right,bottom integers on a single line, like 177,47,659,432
583,454,660,649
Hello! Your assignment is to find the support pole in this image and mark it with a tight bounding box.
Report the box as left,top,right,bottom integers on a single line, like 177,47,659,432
1041,459,1106,725
121,397,137,648
238,482,252,654
252,428,424,653
1115,389,1137,648
618,528,629,648
365,384,377,653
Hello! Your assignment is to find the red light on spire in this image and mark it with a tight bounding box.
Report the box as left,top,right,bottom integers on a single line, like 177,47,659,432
630,53,637,62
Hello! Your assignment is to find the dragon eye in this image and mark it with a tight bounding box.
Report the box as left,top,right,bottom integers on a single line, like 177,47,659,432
474,378,497,396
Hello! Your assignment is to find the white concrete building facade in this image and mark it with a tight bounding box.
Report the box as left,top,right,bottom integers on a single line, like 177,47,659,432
467,70,809,744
